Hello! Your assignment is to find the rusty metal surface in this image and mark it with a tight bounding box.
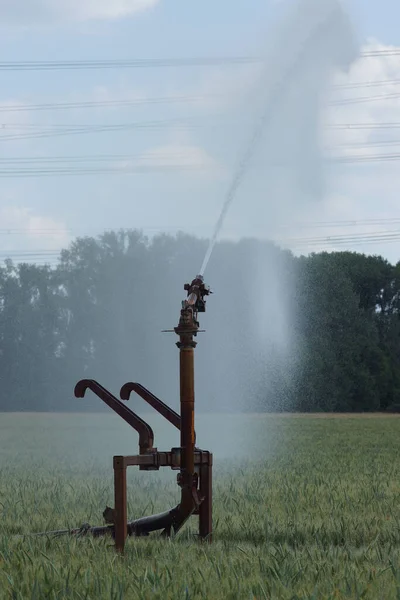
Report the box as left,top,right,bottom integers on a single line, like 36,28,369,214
74,379,155,454
120,382,181,431
199,463,213,542
119,450,212,469
113,456,128,553
179,347,196,480
184,275,211,312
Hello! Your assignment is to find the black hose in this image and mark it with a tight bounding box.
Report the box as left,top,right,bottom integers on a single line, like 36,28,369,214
30,506,181,539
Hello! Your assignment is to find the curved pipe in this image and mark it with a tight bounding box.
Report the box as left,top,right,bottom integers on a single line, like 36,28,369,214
120,382,181,430
128,507,180,535
111,503,193,538
75,379,154,453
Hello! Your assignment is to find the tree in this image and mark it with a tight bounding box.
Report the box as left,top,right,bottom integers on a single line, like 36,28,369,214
291,253,383,412
1,230,400,413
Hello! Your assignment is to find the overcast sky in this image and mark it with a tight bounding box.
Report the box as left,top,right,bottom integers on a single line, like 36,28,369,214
1,0,400,266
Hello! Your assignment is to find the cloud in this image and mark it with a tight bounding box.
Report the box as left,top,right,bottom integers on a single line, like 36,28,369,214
324,39,400,157
217,38,400,262
0,0,159,24
1,33,400,264
0,205,71,262
290,39,400,261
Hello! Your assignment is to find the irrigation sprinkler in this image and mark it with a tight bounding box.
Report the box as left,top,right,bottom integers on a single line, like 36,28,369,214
33,275,213,553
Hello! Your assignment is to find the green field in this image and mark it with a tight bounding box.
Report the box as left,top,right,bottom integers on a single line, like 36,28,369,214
0,413,400,599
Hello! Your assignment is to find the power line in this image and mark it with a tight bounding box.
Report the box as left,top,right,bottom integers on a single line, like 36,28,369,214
0,49,398,71
329,140,400,150
0,164,210,178
0,117,202,142
0,57,258,71
330,152,400,164
3,229,400,266
2,138,400,166
0,118,203,130
0,251,60,257
326,123,400,130
0,94,221,114
0,148,214,177
329,91,400,106
332,78,400,90
246,218,400,231
276,230,400,244
0,149,398,179
4,229,400,252
0,116,399,145
298,218,400,227
0,88,397,123
0,85,398,117
361,49,400,57
287,237,400,250
2,217,400,237
0,153,398,178
277,235,400,252
0,152,207,163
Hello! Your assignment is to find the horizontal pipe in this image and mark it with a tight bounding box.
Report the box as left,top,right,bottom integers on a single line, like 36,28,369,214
121,450,211,468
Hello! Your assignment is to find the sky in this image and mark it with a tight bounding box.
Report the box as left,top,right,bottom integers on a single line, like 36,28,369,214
1,0,400,265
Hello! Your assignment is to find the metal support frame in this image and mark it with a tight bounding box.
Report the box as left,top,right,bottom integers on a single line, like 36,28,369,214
112,451,213,551
70,275,213,553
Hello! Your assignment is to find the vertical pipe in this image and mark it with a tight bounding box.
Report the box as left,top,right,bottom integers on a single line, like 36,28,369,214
179,345,195,497
113,456,127,553
199,461,213,541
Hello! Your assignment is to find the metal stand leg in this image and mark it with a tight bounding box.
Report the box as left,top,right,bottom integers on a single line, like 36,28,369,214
114,456,127,553
199,462,212,542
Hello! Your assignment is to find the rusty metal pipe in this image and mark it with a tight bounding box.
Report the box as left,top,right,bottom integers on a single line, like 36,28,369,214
173,299,199,525
179,347,195,479
120,382,181,431
75,379,154,454
130,508,179,535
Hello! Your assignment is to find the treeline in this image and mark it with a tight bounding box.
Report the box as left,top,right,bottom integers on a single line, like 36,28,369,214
0,230,399,413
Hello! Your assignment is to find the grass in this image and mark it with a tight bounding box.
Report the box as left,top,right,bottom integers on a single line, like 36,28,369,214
0,413,400,599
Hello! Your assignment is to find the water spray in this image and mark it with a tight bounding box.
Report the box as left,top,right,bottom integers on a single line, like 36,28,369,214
21,0,356,554
199,0,356,277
